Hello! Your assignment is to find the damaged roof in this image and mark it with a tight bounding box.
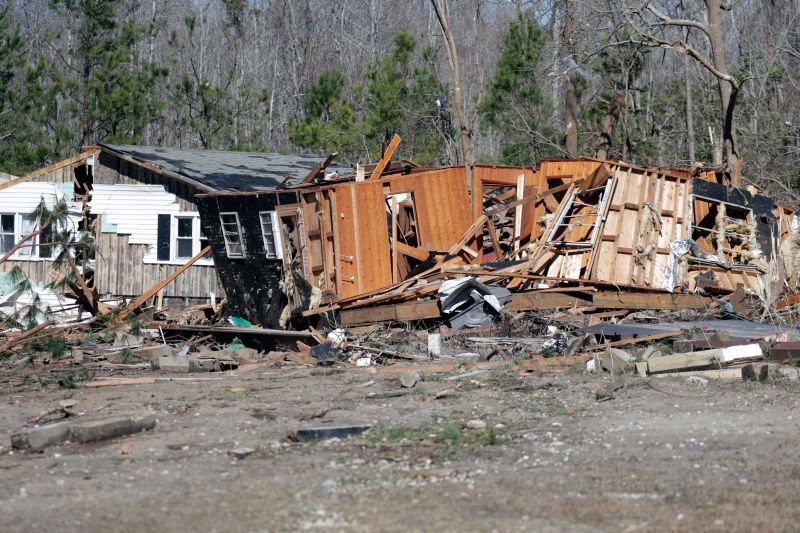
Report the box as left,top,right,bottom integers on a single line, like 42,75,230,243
100,143,349,192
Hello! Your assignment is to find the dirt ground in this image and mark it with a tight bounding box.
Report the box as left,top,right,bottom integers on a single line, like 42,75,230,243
1,363,799,532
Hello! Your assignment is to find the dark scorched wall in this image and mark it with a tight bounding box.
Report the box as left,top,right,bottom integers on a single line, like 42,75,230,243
196,191,299,328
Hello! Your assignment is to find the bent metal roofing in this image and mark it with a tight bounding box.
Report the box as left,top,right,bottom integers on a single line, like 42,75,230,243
100,143,348,192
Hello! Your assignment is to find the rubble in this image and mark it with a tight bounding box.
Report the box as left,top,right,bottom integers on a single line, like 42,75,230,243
1,148,799,425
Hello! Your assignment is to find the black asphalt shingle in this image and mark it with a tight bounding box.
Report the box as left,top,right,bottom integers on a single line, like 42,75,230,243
100,143,348,191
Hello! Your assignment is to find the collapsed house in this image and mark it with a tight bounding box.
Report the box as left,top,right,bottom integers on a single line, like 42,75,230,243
196,157,796,329
0,144,346,322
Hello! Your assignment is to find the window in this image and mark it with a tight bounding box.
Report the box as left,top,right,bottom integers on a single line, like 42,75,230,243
16,217,37,258
154,213,213,264
175,217,194,259
0,213,53,259
220,212,246,258
0,214,14,253
199,227,212,259
259,211,282,259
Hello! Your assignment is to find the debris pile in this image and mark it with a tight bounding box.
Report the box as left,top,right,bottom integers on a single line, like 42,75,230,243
2,151,799,393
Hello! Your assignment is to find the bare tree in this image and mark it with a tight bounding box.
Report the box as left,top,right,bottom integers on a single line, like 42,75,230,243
430,0,484,216
626,0,743,178
563,0,578,157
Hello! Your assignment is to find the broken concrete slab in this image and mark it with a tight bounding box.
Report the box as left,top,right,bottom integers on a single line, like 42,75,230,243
69,413,157,444
134,344,174,361
11,420,73,451
11,412,157,451
597,347,632,374
155,355,190,373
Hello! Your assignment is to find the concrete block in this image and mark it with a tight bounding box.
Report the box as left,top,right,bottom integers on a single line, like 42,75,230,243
155,355,190,372
69,413,157,444
134,344,173,361
10,420,72,451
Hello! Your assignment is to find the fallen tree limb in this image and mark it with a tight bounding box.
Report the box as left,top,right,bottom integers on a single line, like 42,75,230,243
0,319,56,354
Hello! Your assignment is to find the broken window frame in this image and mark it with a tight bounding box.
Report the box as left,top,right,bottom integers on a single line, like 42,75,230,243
545,181,613,249
219,212,246,259
259,211,283,260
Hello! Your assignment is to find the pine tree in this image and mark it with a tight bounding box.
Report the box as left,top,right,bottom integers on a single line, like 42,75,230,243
0,7,66,174
51,0,164,147
362,30,447,164
289,68,360,157
482,15,557,164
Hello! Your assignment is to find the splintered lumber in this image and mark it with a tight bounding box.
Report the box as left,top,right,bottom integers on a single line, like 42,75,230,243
115,245,212,321
646,343,763,374
340,299,441,325
506,291,593,310
301,152,338,184
65,253,111,315
369,134,401,180
518,354,591,371
346,344,430,361
443,214,487,258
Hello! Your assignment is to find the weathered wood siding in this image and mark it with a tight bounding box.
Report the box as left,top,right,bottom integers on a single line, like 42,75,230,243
94,229,220,299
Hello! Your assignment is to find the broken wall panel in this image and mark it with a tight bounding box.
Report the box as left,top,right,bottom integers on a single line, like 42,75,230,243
387,167,474,252
333,181,393,298
691,178,777,258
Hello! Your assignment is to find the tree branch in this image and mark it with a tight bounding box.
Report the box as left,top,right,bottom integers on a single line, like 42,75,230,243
646,4,711,39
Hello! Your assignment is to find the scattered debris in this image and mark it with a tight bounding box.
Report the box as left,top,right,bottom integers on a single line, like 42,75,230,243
293,425,372,442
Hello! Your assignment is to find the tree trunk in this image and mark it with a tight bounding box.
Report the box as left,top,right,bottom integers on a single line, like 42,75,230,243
596,90,624,160
705,0,740,178
684,53,696,164
430,0,477,215
563,0,578,156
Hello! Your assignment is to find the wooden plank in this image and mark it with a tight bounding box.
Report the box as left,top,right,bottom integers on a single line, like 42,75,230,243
81,377,157,388
513,174,524,252
0,148,97,191
301,153,338,184
396,241,432,261
391,195,399,283
506,291,593,311
591,291,711,310
340,299,441,325
647,344,763,374
368,134,401,180
486,217,503,257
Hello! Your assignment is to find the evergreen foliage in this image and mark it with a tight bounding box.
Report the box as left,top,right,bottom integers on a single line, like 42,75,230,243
482,15,558,164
